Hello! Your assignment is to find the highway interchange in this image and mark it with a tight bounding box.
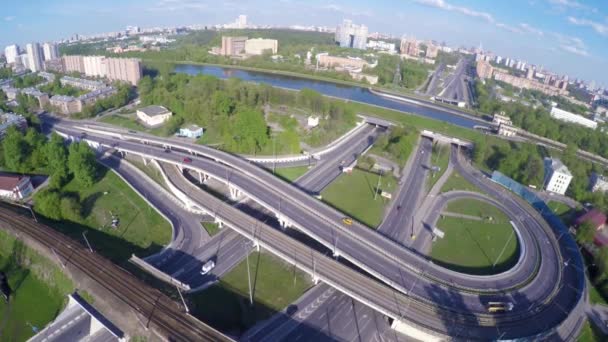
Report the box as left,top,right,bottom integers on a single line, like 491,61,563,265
41,110,586,340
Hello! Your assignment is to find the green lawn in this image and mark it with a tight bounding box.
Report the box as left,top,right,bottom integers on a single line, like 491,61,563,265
430,216,519,275
440,170,483,194
578,320,607,342
99,114,167,136
0,229,73,342
273,166,310,183
38,167,172,264
427,143,450,191
588,280,608,306
188,251,311,334
127,158,169,191
445,199,510,222
547,200,577,225
321,168,398,228
202,222,221,237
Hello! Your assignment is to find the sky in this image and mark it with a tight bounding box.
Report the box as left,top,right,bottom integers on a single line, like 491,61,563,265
1,0,607,86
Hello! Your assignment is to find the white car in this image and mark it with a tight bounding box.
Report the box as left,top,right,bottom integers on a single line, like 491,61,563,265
200,260,215,275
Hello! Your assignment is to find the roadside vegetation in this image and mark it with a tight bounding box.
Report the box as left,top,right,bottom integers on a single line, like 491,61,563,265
188,251,311,334
426,143,450,191
201,222,221,237
321,168,398,228
0,227,74,341
577,320,606,342
273,166,310,183
440,170,482,194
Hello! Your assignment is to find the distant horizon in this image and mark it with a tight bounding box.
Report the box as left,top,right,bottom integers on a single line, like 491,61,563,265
2,0,607,86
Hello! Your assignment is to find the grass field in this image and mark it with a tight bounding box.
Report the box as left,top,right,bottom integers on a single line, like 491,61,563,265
188,251,311,334
99,114,166,136
202,222,221,237
127,158,169,191
321,168,398,228
578,320,607,342
39,167,172,264
446,199,510,221
431,216,519,275
427,143,450,191
0,229,73,342
440,170,482,194
273,166,310,183
547,200,578,225
588,280,608,306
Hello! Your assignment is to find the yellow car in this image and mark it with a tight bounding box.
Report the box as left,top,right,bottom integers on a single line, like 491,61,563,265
342,217,353,225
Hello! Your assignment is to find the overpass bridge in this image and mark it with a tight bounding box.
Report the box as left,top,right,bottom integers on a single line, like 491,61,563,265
51,119,585,340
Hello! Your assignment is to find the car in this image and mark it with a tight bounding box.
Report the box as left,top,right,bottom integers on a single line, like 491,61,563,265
164,149,171,153
286,304,298,316
200,260,215,275
342,217,353,225
183,157,192,163
397,205,402,210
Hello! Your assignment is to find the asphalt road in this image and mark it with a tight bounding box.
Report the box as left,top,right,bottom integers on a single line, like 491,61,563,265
50,119,586,339
377,137,432,244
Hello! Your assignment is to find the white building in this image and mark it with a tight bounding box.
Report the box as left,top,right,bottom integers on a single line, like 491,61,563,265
367,40,396,54
497,123,518,137
136,105,173,126
492,112,512,126
178,125,203,139
543,158,572,195
244,39,278,55
4,45,19,64
590,173,608,193
0,173,34,200
550,107,597,130
335,20,368,50
42,42,59,61
26,42,44,72
307,116,320,128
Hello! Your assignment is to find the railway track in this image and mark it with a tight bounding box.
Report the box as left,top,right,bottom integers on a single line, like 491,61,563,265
0,207,232,342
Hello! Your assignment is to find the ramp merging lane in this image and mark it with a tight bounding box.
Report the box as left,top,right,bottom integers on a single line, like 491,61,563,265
48,117,586,340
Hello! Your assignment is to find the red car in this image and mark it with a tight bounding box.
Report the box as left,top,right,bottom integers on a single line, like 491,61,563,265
183,157,192,163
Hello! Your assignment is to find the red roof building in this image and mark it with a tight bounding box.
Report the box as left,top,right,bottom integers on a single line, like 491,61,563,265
575,208,607,230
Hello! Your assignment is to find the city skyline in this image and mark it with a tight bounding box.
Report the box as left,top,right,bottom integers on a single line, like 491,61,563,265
1,0,607,85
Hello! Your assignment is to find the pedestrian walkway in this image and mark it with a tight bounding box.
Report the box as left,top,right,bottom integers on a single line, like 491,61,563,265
441,211,484,221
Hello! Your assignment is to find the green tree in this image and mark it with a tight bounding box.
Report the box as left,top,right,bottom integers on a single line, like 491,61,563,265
2,126,28,172
576,221,596,244
45,133,70,188
231,108,269,153
60,196,82,222
68,142,98,187
34,189,62,220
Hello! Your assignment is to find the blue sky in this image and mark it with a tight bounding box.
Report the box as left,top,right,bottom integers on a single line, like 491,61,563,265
2,0,607,85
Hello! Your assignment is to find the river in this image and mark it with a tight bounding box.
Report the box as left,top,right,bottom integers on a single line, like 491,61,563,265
174,64,482,129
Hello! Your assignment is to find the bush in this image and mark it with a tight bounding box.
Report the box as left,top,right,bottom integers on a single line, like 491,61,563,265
34,190,62,220
60,196,82,222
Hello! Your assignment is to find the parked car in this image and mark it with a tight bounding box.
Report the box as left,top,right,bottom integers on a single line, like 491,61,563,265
200,260,215,275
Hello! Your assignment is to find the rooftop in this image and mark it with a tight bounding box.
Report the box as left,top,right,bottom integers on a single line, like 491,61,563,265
575,208,606,229
138,105,171,117
545,158,572,177
0,172,27,191
51,95,77,102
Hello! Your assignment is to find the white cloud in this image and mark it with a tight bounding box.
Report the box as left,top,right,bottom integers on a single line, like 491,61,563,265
560,45,589,56
321,3,372,17
414,0,494,23
149,0,209,12
520,23,544,36
568,16,608,36
548,0,584,9
4,16,15,22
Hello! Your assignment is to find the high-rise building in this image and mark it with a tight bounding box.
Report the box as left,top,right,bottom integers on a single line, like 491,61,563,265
476,60,494,80
83,56,107,77
335,20,368,50
526,67,534,80
237,15,247,29
104,57,142,86
244,39,278,55
42,42,59,61
426,44,438,59
220,36,248,56
400,37,419,57
26,43,44,72
4,45,19,64
62,55,85,73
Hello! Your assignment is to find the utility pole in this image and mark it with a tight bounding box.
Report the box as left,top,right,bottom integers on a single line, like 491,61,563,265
273,134,276,174
82,232,93,253
176,285,189,313
410,218,415,240
374,171,383,200
246,250,254,306
52,248,65,268
28,205,38,222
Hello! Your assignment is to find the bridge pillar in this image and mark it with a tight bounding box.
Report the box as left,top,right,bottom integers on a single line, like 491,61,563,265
252,240,260,252
276,214,292,229
390,319,443,342
142,156,148,166
214,218,223,228
312,276,319,285
198,172,209,184
229,186,241,200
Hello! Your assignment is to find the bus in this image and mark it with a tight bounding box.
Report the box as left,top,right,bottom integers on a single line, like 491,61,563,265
487,302,514,313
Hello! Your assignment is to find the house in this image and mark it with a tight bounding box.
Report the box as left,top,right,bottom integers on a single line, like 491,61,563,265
543,158,572,195
590,173,608,193
178,125,203,139
136,105,172,126
575,208,607,231
497,123,518,137
492,112,512,126
307,116,320,128
0,172,34,200
0,112,27,139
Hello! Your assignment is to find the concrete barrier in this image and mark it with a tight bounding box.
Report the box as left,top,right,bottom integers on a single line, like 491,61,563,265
129,254,190,291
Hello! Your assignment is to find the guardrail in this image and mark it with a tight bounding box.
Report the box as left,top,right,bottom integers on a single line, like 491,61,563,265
129,254,191,291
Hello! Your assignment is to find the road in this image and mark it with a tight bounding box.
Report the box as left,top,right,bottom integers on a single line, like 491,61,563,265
438,57,472,105
377,138,432,244
49,118,586,340
295,124,381,194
